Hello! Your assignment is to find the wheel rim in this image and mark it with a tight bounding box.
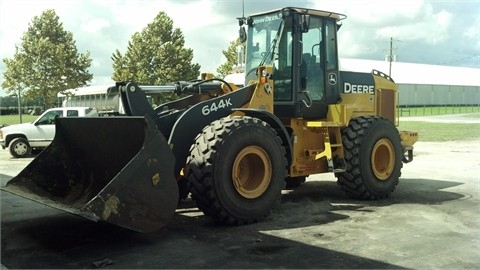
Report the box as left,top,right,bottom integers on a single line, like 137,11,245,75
14,142,28,156
371,138,395,180
232,146,272,199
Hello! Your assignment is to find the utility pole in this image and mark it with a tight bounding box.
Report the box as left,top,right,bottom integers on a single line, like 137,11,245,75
385,37,398,77
388,37,393,76
17,89,22,123
15,45,23,123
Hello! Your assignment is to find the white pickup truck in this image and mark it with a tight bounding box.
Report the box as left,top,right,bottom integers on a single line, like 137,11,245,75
0,107,98,158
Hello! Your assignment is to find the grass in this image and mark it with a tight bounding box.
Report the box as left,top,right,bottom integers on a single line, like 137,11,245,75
398,121,480,142
0,114,38,126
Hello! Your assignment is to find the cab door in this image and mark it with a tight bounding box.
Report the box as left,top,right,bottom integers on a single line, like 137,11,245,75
29,109,63,147
298,17,340,119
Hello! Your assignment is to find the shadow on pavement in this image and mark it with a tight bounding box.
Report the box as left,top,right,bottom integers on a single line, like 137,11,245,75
1,176,465,269
1,212,405,269
282,177,466,206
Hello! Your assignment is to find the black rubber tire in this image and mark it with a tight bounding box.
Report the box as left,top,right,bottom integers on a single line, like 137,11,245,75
186,116,287,225
9,137,32,158
284,176,306,189
335,116,403,200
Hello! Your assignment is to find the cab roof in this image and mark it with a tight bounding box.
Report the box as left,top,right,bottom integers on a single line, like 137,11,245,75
249,7,347,22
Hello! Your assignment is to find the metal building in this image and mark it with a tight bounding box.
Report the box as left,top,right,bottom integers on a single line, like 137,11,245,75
340,58,480,107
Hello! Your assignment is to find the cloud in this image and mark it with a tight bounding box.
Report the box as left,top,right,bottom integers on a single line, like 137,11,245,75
1,0,479,96
80,18,111,34
375,7,453,44
462,15,480,52
318,0,469,64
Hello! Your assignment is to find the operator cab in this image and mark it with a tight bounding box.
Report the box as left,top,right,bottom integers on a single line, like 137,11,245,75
240,7,346,119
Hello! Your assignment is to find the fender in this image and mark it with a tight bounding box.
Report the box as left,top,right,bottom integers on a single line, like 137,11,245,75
168,84,256,175
232,108,293,166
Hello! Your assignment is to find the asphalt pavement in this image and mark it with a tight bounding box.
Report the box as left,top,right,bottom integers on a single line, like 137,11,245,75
1,131,479,269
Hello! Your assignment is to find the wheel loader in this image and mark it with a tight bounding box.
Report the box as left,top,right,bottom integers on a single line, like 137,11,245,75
2,7,418,233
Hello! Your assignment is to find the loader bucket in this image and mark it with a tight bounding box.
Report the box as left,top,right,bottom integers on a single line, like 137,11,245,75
2,116,179,233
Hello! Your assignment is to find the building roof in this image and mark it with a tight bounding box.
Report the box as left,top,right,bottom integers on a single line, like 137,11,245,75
340,58,480,87
223,58,479,87
223,72,245,86
57,84,116,97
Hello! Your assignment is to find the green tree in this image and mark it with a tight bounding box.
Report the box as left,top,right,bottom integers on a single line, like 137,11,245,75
112,11,200,104
216,38,245,77
2,9,93,109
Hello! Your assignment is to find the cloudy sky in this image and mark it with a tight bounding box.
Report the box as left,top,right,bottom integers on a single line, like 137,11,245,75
0,0,479,95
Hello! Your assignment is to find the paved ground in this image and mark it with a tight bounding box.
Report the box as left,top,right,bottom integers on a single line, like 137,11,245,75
1,116,479,269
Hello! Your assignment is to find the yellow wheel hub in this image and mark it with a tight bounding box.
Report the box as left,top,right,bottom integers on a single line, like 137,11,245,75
371,138,395,181
232,146,272,199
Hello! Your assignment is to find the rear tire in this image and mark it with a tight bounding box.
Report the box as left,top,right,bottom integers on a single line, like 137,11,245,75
9,137,32,158
335,116,403,200
186,116,287,225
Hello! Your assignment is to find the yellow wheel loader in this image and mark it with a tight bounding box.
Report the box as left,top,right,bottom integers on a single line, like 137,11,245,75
2,7,418,232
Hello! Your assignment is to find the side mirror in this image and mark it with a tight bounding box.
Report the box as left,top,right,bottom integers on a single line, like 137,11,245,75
239,26,247,43
301,15,310,33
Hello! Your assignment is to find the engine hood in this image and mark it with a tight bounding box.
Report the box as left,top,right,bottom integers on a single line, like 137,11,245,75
1,122,34,134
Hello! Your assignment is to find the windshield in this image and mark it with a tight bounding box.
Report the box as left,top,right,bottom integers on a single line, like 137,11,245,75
245,12,283,76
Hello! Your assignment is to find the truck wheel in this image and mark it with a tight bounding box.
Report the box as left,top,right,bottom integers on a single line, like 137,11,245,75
335,116,403,200
9,137,32,158
186,116,287,225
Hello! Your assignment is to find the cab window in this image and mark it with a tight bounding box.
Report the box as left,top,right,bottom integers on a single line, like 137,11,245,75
301,16,324,101
325,19,338,71
67,110,79,117
36,110,62,125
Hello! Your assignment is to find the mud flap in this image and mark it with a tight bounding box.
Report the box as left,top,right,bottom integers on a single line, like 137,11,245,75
2,116,179,233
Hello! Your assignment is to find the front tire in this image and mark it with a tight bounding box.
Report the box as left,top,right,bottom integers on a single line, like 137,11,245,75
186,116,287,225
9,137,32,158
335,116,403,200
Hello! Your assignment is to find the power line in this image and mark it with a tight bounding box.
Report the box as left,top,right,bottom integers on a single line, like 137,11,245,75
385,38,480,67
437,54,480,66
394,39,480,65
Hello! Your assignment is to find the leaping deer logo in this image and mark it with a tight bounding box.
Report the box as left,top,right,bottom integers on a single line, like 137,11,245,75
328,73,337,85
